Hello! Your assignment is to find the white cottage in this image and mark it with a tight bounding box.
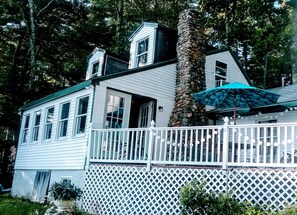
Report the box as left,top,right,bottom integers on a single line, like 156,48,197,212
12,22,251,204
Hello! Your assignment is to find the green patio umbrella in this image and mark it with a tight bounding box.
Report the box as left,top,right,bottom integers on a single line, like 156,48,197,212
193,82,280,124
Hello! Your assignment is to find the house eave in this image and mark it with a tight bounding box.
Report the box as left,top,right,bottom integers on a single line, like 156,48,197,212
92,58,177,85
19,79,92,112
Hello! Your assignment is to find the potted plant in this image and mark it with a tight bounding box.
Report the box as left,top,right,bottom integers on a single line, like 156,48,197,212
49,181,83,212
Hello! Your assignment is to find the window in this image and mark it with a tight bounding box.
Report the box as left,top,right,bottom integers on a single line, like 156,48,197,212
44,107,54,140
58,102,70,138
75,96,89,135
105,95,125,128
215,61,227,87
22,115,30,143
92,61,99,76
32,111,41,142
61,176,72,184
136,38,149,67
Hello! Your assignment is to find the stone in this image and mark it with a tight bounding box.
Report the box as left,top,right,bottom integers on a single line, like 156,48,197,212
169,9,208,127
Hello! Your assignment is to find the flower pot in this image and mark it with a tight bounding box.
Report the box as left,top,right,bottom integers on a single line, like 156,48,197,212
54,200,74,212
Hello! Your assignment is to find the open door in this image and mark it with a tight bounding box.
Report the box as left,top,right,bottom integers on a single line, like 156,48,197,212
138,101,155,128
31,171,51,203
104,89,132,129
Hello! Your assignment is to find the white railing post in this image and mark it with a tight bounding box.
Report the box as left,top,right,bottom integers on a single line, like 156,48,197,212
147,120,155,171
222,117,229,169
85,123,93,169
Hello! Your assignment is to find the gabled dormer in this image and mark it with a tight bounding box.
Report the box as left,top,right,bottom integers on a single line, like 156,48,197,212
128,22,177,69
86,47,128,80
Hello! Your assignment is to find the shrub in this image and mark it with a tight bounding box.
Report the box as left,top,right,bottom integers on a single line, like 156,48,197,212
49,181,83,201
179,179,266,215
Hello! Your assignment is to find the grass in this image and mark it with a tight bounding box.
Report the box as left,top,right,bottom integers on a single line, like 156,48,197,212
0,194,91,215
0,194,49,215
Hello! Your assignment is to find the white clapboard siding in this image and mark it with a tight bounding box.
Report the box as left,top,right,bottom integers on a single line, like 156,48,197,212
205,51,249,89
129,25,156,69
92,63,176,128
15,87,93,170
103,64,176,100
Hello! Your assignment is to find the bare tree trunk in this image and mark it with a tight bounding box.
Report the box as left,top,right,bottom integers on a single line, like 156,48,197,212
28,0,36,88
291,2,297,83
115,0,124,55
263,53,268,89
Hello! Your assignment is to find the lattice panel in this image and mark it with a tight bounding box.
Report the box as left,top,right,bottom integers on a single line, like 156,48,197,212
83,165,227,214
228,169,297,211
83,165,297,214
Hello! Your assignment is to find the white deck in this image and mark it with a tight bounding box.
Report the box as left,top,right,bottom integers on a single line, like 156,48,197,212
88,119,297,169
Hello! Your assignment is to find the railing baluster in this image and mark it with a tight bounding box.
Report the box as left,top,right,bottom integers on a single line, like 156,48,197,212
184,129,188,162
164,130,168,162
189,129,193,162
283,127,288,164
194,128,198,162
217,128,221,162
174,130,177,162
178,129,183,161
200,129,204,162
250,128,254,163
244,128,247,163
277,127,281,164
211,128,215,162
291,126,294,164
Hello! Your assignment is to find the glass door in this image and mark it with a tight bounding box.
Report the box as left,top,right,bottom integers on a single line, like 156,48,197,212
104,90,131,129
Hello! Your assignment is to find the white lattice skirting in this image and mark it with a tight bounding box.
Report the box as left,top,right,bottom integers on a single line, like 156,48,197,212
83,165,297,214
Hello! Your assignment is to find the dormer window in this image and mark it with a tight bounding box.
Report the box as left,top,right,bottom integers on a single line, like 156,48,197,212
136,38,149,67
215,61,227,87
92,61,100,76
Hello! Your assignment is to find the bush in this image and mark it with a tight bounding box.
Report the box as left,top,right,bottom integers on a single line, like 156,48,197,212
179,180,266,215
49,181,83,201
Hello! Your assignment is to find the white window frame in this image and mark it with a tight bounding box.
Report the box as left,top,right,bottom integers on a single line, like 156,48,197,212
215,60,227,87
32,110,41,142
43,106,54,141
74,96,89,137
104,90,131,129
91,60,100,77
58,101,70,139
135,37,149,67
21,114,30,144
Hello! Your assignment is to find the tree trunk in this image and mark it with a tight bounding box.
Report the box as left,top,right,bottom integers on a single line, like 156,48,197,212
291,2,297,83
115,0,124,55
28,0,36,88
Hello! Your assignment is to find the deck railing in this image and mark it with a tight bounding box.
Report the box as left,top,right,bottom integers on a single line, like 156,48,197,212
88,118,297,170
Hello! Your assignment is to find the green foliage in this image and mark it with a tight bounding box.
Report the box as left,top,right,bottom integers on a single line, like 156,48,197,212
179,179,269,215
0,194,49,215
49,181,83,201
0,193,91,215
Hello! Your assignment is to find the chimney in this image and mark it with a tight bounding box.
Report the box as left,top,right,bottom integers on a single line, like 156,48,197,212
168,9,207,127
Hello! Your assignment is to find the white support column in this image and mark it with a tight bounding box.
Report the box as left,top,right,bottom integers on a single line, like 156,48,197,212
222,117,229,169
85,123,93,169
147,120,155,171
